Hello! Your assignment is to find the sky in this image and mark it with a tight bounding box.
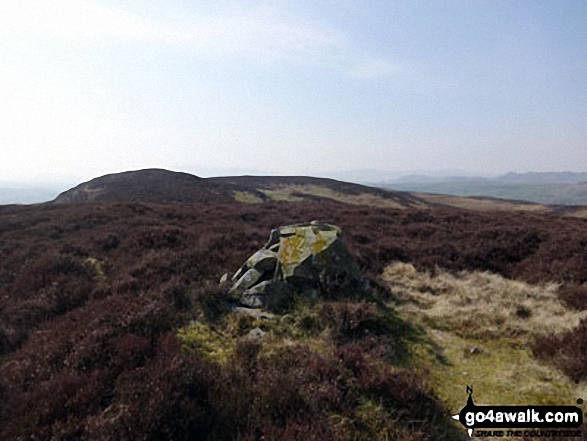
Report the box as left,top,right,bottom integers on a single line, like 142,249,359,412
1,0,586,183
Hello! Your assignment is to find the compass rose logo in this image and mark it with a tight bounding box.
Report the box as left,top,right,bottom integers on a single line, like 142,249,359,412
451,385,583,438
452,385,476,438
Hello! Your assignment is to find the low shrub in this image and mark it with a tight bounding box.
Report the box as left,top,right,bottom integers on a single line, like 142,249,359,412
2,200,586,439
559,284,587,310
533,319,587,383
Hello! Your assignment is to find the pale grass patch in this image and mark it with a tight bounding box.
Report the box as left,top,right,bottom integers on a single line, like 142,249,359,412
233,191,264,203
411,193,549,213
382,262,587,339
261,185,406,208
567,208,587,219
382,262,587,437
258,188,305,202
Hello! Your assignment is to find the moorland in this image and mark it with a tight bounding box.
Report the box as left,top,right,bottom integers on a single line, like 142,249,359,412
1,169,586,440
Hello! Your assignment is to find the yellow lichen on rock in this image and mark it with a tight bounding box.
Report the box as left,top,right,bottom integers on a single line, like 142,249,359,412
277,225,339,279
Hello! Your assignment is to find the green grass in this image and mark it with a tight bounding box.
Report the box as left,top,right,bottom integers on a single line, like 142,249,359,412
411,331,585,413
258,188,306,202
383,262,587,419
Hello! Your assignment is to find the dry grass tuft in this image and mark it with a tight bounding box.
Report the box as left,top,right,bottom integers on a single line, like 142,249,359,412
234,191,264,203
382,262,587,425
411,193,549,212
261,185,406,208
382,262,587,339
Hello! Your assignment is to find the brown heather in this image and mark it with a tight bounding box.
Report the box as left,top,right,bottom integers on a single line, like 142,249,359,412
0,200,586,439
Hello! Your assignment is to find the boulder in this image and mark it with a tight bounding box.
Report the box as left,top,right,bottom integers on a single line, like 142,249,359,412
229,221,363,311
277,222,360,287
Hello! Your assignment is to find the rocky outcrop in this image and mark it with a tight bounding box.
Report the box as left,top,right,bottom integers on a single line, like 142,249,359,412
229,221,363,311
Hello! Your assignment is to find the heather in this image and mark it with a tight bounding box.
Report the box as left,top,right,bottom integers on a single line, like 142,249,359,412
1,201,587,439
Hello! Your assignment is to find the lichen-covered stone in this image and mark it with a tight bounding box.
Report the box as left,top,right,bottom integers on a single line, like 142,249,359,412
277,223,359,286
232,249,277,281
247,249,278,273
229,221,363,311
230,268,262,294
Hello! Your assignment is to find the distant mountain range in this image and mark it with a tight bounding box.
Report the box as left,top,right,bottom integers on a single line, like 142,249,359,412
380,171,587,185
497,172,587,184
377,172,587,206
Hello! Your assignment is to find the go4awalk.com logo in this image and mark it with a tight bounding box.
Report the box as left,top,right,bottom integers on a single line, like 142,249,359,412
452,386,584,438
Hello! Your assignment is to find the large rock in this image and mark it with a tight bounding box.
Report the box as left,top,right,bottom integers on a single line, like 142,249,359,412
277,222,360,286
229,221,363,310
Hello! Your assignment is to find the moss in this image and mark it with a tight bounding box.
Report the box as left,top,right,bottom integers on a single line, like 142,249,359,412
177,321,235,364
83,257,105,280
224,313,257,337
258,313,316,340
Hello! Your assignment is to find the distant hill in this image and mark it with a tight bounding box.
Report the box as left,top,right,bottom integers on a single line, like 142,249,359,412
51,168,587,218
53,169,235,204
384,171,587,185
52,168,430,209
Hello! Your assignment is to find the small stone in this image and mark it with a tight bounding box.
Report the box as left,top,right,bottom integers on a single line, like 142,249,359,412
246,327,266,341
240,292,266,308
464,346,484,357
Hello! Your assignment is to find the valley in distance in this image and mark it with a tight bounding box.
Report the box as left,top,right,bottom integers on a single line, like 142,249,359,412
1,168,586,440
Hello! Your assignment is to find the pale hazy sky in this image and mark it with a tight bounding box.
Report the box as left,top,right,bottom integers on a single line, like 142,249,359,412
1,0,586,182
